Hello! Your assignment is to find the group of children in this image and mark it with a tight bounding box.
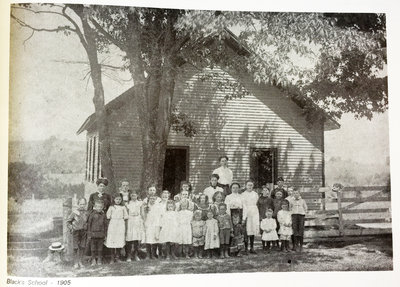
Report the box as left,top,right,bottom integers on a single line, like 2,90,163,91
66,176,308,268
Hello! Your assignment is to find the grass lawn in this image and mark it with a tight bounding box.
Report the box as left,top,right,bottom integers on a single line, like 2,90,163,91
7,235,393,277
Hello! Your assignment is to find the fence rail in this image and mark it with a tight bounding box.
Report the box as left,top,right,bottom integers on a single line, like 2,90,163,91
301,185,391,238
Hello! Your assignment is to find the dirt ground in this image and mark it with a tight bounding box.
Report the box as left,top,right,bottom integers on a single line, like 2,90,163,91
7,235,393,277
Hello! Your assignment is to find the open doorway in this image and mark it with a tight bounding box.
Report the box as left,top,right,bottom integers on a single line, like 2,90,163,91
249,148,278,189
163,146,189,196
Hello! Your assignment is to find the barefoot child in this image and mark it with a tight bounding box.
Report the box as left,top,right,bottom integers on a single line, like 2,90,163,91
106,194,128,263
277,200,292,252
290,189,308,252
177,199,193,258
159,200,178,259
260,209,278,253
204,210,220,258
125,190,144,261
87,200,108,266
217,203,232,258
66,198,89,269
191,210,206,258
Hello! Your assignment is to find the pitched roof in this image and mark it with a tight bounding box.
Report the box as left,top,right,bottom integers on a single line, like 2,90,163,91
77,30,340,134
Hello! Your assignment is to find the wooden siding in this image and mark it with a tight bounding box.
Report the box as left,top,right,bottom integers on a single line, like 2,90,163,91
168,65,324,192
84,65,325,194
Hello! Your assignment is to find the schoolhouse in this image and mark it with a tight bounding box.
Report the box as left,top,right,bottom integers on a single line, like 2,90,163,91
77,35,339,197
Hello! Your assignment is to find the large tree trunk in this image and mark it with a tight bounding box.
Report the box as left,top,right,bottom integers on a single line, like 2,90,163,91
73,5,117,193
125,9,179,195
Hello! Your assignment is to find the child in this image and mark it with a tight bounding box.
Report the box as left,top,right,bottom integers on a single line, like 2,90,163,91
195,193,211,221
241,180,259,254
216,203,232,258
225,182,243,221
277,200,292,252
142,195,162,259
106,193,128,263
211,191,225,217
203,174,224,203
260,209,278,253
143,185,162,204
159,200,179,260
87,200,108,266
191,210,206,258
125,190,144,262
257,185,274,250
119,180,130,205
257,185,274,220
272,190,284,248
271,177,288,199
176,190,195,211
177,199,193,258
290,189,308,252
204,210,220,258
66,198,89,269
230,215,244,257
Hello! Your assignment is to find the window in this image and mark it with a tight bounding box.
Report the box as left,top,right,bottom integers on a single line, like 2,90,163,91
86,135,101,182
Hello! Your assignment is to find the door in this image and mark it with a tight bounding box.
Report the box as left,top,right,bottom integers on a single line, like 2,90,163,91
249,148,278,189
163,146,189,196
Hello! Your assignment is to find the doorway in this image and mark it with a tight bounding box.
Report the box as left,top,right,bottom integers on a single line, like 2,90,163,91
249,148,278,189
163,146,189,196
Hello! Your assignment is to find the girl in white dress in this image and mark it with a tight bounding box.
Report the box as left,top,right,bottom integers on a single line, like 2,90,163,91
277,200,292,252
159,200,179,260
241,180,259,254
260,209,278,253
142,195,162,259
224,182,243,221
177,199,193,258
204,210,220,258
106,194,128,263
125,190,144,261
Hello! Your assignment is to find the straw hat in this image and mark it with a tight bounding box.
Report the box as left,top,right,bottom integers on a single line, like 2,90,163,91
49,242,65,251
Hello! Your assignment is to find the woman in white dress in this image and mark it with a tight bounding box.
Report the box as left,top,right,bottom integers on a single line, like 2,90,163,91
241,180,259,254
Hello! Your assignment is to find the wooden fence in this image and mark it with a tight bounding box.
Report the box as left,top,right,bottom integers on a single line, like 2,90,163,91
302,185,392,239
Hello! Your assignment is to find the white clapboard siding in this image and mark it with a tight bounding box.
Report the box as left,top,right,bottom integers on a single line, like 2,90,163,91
85,64,325,193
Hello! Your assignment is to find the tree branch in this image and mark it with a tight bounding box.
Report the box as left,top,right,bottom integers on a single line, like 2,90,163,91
11,13,76,34
89,18,126,51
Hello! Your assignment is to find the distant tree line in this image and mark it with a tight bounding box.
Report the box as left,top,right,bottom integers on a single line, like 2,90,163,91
8,162,84,201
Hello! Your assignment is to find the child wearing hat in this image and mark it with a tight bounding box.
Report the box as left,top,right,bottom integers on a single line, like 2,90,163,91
66,198,89,268
87,200,108,266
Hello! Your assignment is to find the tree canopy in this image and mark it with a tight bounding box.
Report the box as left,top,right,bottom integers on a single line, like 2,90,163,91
10,4,388,190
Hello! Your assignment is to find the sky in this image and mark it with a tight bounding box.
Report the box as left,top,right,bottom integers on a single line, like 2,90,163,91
8,6,391,167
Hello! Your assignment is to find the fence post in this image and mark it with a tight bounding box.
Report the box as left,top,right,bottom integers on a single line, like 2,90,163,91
337,189,344,236
62,198,73,261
